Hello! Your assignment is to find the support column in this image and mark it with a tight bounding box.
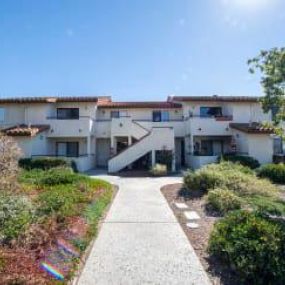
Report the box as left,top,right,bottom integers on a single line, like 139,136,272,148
172,149,176,172
110,136,116,156
128,136,132,146
87,136,91,156
151,150,156,167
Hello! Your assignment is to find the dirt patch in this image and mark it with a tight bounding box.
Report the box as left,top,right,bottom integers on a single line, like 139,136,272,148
161,183,239,285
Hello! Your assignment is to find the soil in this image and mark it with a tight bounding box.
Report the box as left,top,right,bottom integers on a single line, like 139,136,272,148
161,183,239,285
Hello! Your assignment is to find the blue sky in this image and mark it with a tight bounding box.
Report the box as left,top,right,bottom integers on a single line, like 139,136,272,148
0,0,284,101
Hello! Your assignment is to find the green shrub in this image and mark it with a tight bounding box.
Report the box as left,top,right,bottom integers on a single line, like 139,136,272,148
71,160,79,173
257,163,285,184
184,168,224,192
207,188,242,214
19,167,84,186
208,210,285,284
220,155,260,169
150,164,167,176
37,184,88,218
37,168,81,186
183,162,278,197
19,158,68,170
37,176,112,218
0,194,34,242
247,196,285,216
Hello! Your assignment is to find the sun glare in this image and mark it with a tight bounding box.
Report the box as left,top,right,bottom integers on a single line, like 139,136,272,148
223,0,272,11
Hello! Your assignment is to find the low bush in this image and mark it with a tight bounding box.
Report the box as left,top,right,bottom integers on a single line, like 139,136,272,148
257,163,285,184
37,184,88,218
207,188,242,214
19,158,68,170
19,167,83,186
183,162,277,197
0,194,34,242
208,210,285,284
220,154,260,169
246,196,285,216
37,176,112,219
150,164,167,176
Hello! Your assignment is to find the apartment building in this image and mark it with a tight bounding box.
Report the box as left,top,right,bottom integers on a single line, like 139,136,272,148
0,95,278,172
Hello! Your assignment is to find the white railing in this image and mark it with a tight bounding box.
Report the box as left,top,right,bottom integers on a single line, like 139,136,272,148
46,117,94,137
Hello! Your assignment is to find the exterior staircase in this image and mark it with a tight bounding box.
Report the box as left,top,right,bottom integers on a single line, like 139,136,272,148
108,127,175,173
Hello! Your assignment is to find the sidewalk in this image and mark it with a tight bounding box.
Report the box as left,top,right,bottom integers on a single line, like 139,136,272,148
76,174,211,285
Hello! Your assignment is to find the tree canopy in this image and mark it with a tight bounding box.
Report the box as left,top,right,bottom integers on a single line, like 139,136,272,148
248,47,285,125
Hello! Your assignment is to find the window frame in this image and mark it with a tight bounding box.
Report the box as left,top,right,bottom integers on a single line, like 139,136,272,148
110,111,120,118
56,108,79,120
56,142,79,157
200,106,223,118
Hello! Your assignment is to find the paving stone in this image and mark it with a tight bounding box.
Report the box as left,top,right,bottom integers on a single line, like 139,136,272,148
184,211,200,220
186,222,199,229
174,202,188,209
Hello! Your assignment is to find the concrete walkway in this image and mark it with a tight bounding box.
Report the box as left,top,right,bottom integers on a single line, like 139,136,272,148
76,172,211,285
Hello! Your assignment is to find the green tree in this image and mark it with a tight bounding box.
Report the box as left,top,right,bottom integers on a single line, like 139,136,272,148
248,47,285,126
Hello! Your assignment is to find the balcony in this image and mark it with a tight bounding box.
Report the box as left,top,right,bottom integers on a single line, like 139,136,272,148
187,115,233,136
46,116,93,137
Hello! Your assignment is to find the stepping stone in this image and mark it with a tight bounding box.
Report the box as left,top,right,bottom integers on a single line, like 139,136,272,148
184,211,200,220
186,222,199,229
174,202,188,209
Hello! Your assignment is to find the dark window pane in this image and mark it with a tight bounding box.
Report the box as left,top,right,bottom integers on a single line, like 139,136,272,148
57,108,79,119
67,142,79,157
111,111,120,118
200,107,222,117
153,111,161,122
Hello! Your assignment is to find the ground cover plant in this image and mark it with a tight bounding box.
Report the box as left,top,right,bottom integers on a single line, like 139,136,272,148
0,156,113,284
170,161,285,283
257,163,285,184
220,154,260,169
208,210,285,284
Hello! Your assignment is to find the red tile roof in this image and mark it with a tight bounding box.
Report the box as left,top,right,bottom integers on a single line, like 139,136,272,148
170,95,260,103
230,123,274,134
3,124,50,136
0,96,110,104
97,101,182,109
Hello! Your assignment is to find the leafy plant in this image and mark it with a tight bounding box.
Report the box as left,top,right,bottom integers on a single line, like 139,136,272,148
183,162,278,197
150,164,167,176
18,158,68,170
207,188,242,214
257,163,285,184
37,184,88,218
0,134,21,192
246,196,285,216
208,210,285,284
220,155,260,169
0,193,34,242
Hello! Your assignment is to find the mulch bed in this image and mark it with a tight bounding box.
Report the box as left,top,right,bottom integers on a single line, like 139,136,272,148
0,187,114,285
161,183,239,285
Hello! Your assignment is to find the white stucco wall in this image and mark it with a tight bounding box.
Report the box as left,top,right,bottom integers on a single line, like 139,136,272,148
247,134,273,165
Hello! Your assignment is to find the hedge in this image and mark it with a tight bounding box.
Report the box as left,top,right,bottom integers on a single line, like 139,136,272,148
19,158,68,170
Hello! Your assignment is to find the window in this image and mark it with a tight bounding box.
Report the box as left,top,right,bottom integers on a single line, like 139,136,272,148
57,108,79,119
152,111,169,122
161,111,169,122
200,140,213,156
200,107,222,118
111,111,120,118
0,108,5,122
56,142,79,157
110,110,128,118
